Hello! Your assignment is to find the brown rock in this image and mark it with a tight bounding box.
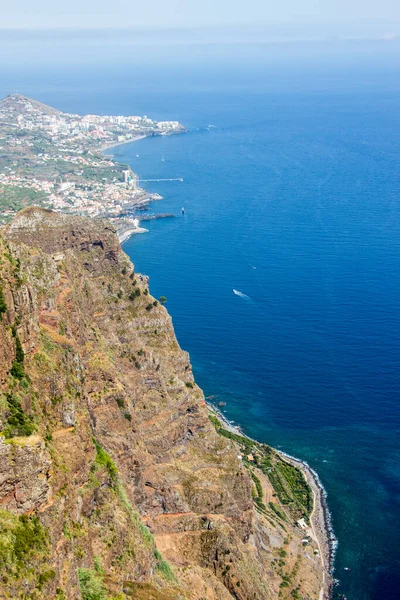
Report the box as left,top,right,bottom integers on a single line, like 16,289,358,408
0,208,328,600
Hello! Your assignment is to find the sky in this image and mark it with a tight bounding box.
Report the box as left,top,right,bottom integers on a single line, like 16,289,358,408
1,0,398,72
2,0,399,34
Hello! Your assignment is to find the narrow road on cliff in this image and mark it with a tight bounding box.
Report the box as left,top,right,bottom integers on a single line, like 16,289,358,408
310,488,326,600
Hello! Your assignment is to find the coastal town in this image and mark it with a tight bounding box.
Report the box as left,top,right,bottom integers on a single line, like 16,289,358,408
0,94,185,234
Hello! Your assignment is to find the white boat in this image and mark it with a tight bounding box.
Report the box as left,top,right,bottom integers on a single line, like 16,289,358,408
233,289,250,299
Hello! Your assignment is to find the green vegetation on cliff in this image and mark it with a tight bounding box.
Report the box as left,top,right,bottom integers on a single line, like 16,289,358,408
2,392,35,438
93,437,118,485
0,510,53,596
10,332,26,381
209,414,313,520
90,439,177,584
0,285,6,318
78,562,108,600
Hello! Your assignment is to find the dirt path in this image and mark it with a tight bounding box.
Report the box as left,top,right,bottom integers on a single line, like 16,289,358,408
297,464,331,600
309,488,326,600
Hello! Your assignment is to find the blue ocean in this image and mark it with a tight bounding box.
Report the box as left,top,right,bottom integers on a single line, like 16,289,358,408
1,41,399,599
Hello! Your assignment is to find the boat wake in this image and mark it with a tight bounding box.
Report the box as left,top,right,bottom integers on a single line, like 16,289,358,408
233,289,250,299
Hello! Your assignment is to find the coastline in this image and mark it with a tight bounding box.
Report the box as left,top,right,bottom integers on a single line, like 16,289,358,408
101,135,157,244
280,451,335,600
208,403,334,599
100,134,148,153
101,116,333,599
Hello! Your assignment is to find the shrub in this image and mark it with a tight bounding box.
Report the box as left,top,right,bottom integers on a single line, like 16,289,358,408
155,559,176,583
94,556,104,575
0,286,7,319
115,397,125,409
10,333,25,380
129,289,140,300
3,392,34,438
269,502,287,522
10,361,25,380
38,569,56,586
209,414,222,429
93,438,118,485
159,296,167,304
15,336,24,364
0,510,49,584
78,568,107,600
250,471,263,501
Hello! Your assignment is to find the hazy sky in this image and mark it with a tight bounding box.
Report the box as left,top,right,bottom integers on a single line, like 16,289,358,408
2,0,399,31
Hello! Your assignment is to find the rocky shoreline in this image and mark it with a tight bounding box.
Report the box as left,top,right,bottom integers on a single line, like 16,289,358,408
208,404,335,599
280,451,336,599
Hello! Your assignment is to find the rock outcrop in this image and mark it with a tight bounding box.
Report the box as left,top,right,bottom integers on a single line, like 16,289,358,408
0,208,327,599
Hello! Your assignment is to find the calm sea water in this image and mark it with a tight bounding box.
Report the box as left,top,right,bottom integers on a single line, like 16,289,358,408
1,56,399,600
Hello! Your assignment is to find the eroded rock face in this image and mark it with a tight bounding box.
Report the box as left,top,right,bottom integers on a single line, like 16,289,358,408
0,208,326,600
5,207,120,272
0,436,52,514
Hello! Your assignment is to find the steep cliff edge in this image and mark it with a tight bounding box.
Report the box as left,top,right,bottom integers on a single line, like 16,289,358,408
0,207,329,600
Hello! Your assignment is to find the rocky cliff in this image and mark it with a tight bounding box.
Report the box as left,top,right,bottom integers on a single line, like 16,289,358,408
0,208,328,600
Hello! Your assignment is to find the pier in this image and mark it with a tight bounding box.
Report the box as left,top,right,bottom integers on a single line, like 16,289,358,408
138,177,183,183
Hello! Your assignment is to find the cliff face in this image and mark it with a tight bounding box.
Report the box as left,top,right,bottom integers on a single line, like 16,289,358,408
0,208,325,600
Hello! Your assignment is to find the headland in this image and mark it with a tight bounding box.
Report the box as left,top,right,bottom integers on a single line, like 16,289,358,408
0,93,186,235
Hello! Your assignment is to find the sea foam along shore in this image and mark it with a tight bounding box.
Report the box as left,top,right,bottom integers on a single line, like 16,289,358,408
118,225,148,243
208,404,335,600
280,451,336,600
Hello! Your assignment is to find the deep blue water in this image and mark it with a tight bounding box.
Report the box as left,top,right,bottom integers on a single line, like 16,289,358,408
1,56,399,600
116,80,400,600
